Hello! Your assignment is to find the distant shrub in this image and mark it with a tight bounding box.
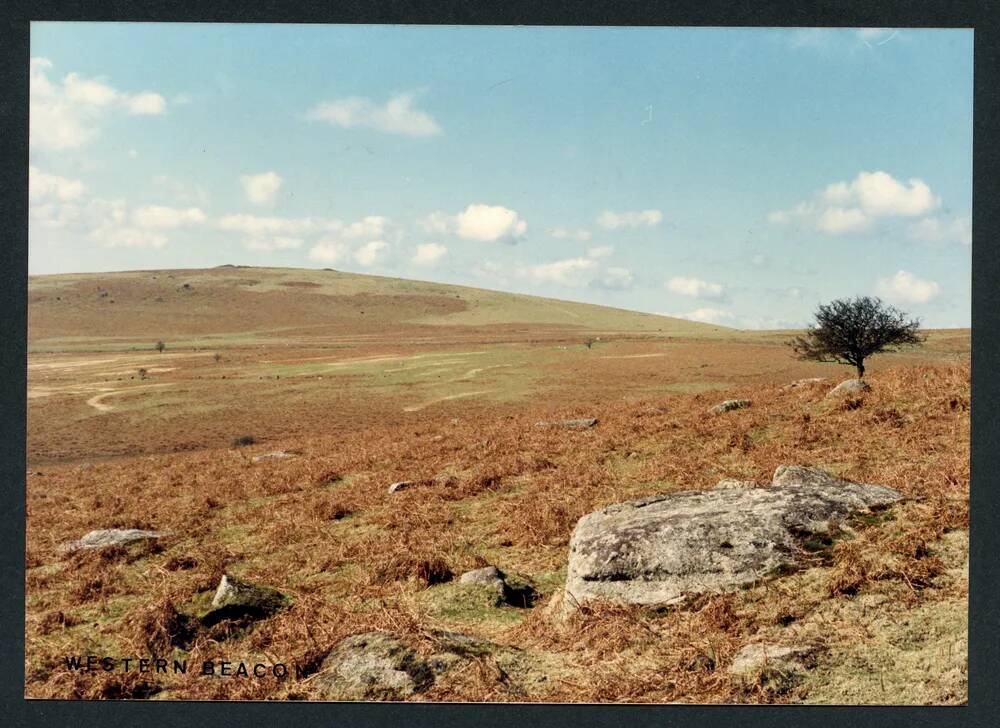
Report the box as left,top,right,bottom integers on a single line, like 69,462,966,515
154,340,166,353
137,368,148,380
213,352,222,363
232,435,256,447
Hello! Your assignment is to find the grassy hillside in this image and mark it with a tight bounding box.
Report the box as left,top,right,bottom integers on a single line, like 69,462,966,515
27,266,728,351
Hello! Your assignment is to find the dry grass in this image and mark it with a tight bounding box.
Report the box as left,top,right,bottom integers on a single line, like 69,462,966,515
24,359,969,702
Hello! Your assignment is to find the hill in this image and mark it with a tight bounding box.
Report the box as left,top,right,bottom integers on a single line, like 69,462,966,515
27,266,728,351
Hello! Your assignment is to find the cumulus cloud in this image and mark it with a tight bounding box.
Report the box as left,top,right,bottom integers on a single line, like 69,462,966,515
132,205,206,229
217,213,327,238
29,165,87,202
30,58,167,150
586,245,614,259
665,276,727,300
770,171,940,236
306,91,441,137
421,204,527,244
454,204,527,243
907,216,971,246
246,236,303,252
595,267,634,290
87,226,168,249
596,209,663,230
548,227,592,241
519,257,598,286
308,240,349,264
353,240,391,267
28,168,193,251
412,242,448,266
342,216,389,240
875,270,941,304
668,307,739,326
240,172,283,206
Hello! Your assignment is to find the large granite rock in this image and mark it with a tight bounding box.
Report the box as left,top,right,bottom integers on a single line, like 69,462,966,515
62,528,165,553
562,466,902,613
727,642,820,675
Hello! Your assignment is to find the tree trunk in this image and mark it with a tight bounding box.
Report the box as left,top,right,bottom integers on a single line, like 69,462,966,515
856,361,865,379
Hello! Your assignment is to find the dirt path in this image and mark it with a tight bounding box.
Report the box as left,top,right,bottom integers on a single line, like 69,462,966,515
402,390,494,412
85,383,174,413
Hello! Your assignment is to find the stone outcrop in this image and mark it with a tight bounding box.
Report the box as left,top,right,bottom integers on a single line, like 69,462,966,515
709,399,751,416
62,528,165,553
562,466,902,613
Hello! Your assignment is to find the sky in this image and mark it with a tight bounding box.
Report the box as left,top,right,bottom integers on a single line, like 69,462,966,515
28,24,973,328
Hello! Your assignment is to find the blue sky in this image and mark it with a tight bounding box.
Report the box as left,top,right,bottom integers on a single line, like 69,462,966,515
28,24,973,328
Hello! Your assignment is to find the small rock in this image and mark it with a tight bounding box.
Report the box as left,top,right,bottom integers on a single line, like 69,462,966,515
459,565,505,587
709,399,752,416
314,632,435,700
200,574,288,626
826,379,871,398
62,528,165,553
252,450,296,462
457,566,536,607
535,418,598,429
388,481,415,494
727,643,819,675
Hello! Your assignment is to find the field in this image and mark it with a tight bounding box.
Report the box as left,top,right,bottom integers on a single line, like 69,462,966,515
24,266,970,702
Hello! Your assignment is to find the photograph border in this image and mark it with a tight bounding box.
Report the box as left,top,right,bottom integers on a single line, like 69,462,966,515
2,1,996,726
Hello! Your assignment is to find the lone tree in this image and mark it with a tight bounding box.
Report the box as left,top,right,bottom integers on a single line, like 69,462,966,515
789,296,924,379
154,340,166,354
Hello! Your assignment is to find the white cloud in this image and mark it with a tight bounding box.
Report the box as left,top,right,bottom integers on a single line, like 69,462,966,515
519,257,598,286
412,242,448,266
63,72,118,106
586,245,614,259
353,240,390,267
308,240,349,264
132,205,206,229
240,171,283,206
771,171,940,237
875,270,941,304
125,92,167,115
665,276,726,300
88,225,168,250
454,204,527,243
548,227,592,241
30,59,167,150
217,214,329,238
419,212,452,235
306,91,441,137
596,267,634,290
832,171,938,217
669,307,739,326
597,209,663,230
342,215,389,240
907,216,971,246
418,205,526,243
28,166,87,202
246,236,303,252
816,206,870,234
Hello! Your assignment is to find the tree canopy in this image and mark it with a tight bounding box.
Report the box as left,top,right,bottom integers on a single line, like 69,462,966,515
789,296,924,378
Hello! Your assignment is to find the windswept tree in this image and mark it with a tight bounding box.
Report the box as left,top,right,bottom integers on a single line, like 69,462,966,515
789,296,924,379
154,340,166,354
